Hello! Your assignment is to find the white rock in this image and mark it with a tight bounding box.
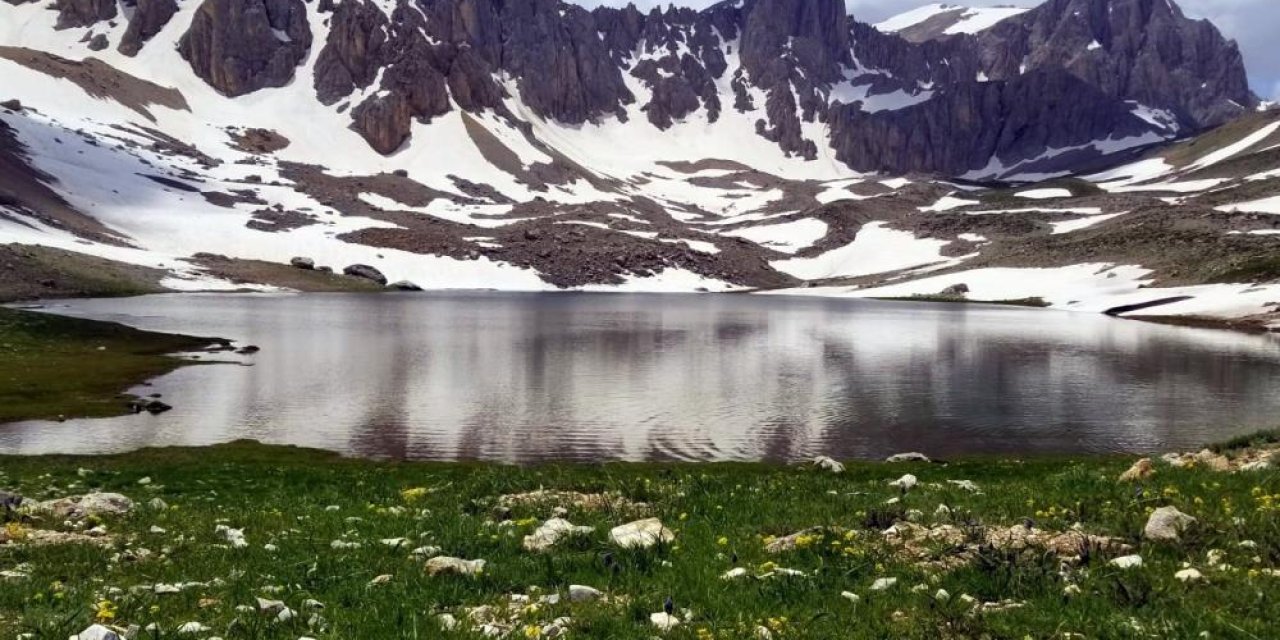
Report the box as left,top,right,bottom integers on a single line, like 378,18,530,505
380,538,409,548
934,504,952,517
410,545,441,557
330,540,361,550
840,591,860,603
154,584,180,595
147,498,168,510
215,525,248,548
1110,555,1143,569
438,614,458,631
276,608,296,623
870,577,898,591
889,474,918,491
1063,584,1081,597
649,612,680,632
137,477,152,486
886,452,930,463
369,574,393,586
303,599,325,610
257,597,286,613
176,622,208,634
934,589,951,602
523,518,595,552
609,518,675,549
946,480,980,492
1143,506,1196,541
1240,460,1272,472
69,624,120,640
149,526,167,534
568,585,603,602
425,556,486,576
1175,568,1204,582
811,456,845,473
720,567,748,580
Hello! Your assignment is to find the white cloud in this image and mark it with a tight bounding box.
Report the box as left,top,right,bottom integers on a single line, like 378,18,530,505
570,0,1276,100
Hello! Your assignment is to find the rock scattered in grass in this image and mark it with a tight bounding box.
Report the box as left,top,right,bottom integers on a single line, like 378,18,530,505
649,612,680,631
425,556,486,576
886,452,930,463
1119,458,1154,482
609,518,674,549
568,584,603,602
1144,506,1196,541
811,456,844,473
523,518,594,552
1175,568,1205,582
1110,554,1143,569
889,474,918,491
498,489,647,514
870,577,898,591
37,492,133,520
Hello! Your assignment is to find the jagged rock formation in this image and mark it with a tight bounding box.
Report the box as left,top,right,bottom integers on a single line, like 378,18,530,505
119,0,180,57
52,0,116,30
178,0,314,97
975,0,1255,130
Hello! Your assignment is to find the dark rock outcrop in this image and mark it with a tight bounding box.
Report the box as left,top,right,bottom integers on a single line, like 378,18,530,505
343,263,387,285
86,34,109,52
52,0,117,30
119,0,180,57
178,0,314,97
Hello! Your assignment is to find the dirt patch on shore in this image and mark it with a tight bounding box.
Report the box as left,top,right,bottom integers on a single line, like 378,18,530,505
0,244,166,303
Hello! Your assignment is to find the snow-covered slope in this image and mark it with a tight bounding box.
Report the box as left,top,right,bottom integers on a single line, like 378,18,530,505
874,4,1030,40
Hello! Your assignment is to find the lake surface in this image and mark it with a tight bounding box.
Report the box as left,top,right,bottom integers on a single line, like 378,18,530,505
4,293,1280,462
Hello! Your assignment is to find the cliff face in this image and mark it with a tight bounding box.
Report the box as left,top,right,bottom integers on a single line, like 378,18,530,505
33,0,1261,176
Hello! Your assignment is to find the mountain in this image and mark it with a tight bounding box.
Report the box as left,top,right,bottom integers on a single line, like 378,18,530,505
0,0,1276,329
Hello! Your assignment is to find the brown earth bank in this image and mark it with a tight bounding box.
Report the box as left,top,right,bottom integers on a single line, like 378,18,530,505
0,244,166,303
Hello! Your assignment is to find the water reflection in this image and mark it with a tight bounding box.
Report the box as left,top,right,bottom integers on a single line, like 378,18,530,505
3,292,1278,462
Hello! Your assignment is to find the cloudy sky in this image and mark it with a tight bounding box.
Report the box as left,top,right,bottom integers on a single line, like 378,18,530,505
571,0,1279,100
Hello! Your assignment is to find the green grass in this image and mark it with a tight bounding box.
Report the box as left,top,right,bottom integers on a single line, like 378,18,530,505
0,307,218,422
1,440,1277,638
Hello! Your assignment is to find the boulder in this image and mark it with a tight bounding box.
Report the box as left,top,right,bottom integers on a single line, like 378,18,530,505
1143,506,1196,542
290,256,315,270
523,518,594,552
71,624,121,640
425,556,486,576
38,492,133,521
567,584,603,603
53,0,117,30
609,518,675,549
811,456,844,473
388,280,423,292
86,34,110,51
889,474,918,491
128,398,173,414
1109,554,1143,569
1174,568,1204,582
886,452,930,463
343,264,387,285
0,99,21,112
649,612,680,632
1119,458,1154,482
939,283,970,297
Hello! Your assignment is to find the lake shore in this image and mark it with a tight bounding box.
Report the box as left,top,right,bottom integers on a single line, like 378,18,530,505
0,435,1276,639
0,306,227,423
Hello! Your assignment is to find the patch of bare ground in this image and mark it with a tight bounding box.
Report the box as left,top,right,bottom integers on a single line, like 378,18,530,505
226,127,290,154
0,46,187,122
1124,312,1280,335
188,254,385,292
0,243,166,303
244,206,320,232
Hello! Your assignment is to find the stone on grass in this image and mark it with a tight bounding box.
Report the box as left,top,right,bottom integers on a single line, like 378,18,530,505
368,574,393,586
649,612,680,631
889,474,918,491
1144,506,1196,542
840,591,860,603
1118,458,1154,482
811,456,844,473
720,567,748,580
568,585,603,602
425,556,486,576
946,480,980,492
870,577,898,591
609,518,675,549
39,493,133,521
71,624,120,640
523,518,594,552
215,525,248,548
1175,568,1204,582
1110,554,1143,569
176,622,208,634
886,452,930,463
